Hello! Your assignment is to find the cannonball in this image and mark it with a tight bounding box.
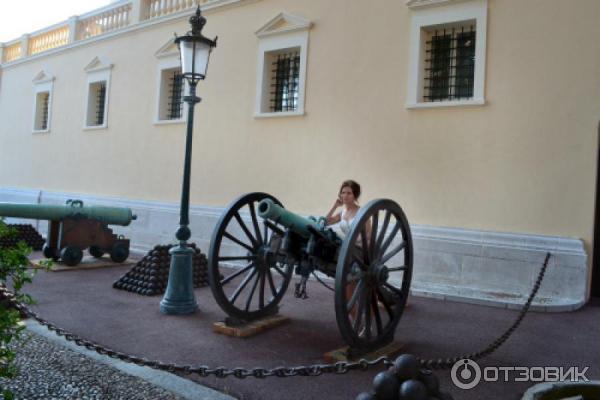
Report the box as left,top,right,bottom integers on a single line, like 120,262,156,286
398,380,427,400
373,370,400,400
418,369,439,395
394,354,420,381
355,392,375,400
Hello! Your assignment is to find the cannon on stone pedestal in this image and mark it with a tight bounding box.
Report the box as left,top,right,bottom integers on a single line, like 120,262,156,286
0,200,137,266
208,192,413,353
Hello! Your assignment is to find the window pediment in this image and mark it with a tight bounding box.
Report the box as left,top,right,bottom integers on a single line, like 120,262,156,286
32,70,54,84
84,56,113,73
255,12,312,38
155,39,180,59
406,0,472,9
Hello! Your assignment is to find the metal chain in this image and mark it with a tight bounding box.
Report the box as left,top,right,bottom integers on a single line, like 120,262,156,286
419,252,551,370
1,253,550,378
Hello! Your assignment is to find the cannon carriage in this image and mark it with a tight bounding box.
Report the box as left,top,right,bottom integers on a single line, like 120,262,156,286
0,199,137,266
208,192,413,353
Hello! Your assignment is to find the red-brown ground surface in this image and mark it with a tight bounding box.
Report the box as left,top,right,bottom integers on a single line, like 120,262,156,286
23,257,600,400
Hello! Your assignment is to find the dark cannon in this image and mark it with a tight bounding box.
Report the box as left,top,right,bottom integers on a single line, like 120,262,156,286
208,192,413,353
0,199,137,266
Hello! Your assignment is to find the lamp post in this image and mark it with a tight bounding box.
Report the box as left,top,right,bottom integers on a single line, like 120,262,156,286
160,6,217,315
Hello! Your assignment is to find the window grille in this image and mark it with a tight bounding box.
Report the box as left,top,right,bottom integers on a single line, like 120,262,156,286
96,82,107,125
40,93,49,130
270,51,300,112
167,71,184,120
424,26,476,102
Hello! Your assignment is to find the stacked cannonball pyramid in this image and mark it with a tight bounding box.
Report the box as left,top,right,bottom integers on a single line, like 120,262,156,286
0,224,45,250
356,354,454,400
113,243,209,296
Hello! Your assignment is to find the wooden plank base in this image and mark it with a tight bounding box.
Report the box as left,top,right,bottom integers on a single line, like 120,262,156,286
30,256,134,272
213,315,289,338
323,341,405,363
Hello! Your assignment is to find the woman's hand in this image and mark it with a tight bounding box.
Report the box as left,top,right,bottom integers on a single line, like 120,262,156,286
334,196,343,208
326,196,343,225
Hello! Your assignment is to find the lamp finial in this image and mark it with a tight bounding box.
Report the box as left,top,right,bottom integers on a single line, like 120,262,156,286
189,6,206,35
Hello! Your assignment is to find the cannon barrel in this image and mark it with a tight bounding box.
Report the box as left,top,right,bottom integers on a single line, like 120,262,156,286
257,198,321,239
0,200,137,226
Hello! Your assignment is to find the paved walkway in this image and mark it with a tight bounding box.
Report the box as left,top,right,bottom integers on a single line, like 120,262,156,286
14,257,600,400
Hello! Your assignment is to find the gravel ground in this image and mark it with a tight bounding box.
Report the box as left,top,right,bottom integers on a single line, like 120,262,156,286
0,331,185,400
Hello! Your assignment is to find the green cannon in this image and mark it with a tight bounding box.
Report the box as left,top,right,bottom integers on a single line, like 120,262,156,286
208,192,414,354
257,198,331,239
0,199,137,266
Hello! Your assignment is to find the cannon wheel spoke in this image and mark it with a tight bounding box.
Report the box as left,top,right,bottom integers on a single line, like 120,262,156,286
372,290,383,336
244,270,261,311
208,192,293,321
335,198,413,351
374,211,391,260
234,212,259,249
248,202,263,245
222,231,253,252
229,268,257,304
220,262,254,286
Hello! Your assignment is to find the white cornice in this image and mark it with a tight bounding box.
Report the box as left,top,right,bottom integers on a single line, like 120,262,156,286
255,12,312,38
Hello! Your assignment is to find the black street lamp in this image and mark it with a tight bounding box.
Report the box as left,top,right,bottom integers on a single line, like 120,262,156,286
160,6,217,315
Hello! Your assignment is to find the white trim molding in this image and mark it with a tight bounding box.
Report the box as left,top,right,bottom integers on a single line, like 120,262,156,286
31,70,55,133
254,12,312,118
406,0,475,10
83,56,113,129
0,186,590,311
405,0,487,109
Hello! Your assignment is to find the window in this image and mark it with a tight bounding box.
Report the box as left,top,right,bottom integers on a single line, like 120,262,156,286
255,12,311,118
83,56,112,129
406,0,487,108
154,40,187,124
32,70,54,133
423,24,476,102
34,92,50,130
157,67,185,122
86,81,107,126
267,49,300,112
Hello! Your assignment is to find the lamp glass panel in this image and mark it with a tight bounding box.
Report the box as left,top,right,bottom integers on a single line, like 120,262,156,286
179,40,211,77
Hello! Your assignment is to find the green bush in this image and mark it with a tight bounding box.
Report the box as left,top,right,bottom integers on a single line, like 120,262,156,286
0,220,49,399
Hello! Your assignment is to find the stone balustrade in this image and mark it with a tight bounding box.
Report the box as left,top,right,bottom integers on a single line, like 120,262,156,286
0,0,220,64
147,0,209,19
28,26,70,56
3,42,22,63
77,2,132,41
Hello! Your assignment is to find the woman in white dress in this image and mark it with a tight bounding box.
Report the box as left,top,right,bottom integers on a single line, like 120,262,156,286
325,179,361,238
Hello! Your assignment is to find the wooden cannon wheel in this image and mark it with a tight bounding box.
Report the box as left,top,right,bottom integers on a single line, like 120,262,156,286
335,199,413,351
208,192,293,321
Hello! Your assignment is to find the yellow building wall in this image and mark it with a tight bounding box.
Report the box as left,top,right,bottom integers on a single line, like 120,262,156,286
0,0,599,250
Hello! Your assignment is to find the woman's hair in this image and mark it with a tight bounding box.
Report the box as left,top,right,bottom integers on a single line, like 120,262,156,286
339,179,361,201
